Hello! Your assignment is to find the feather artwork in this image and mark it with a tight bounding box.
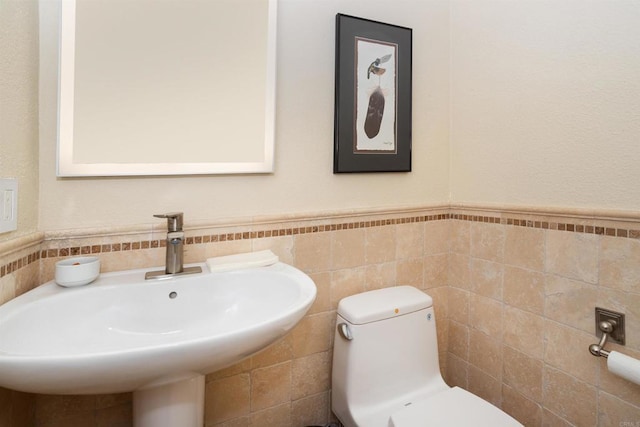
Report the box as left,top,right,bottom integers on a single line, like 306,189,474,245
364,87,385,138
364,53,392,138
367,54,392,79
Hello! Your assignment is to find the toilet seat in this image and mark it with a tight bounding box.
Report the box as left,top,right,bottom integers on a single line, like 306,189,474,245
389,386,522,426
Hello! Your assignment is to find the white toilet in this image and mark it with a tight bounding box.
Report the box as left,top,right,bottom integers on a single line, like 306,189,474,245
331,286,523,427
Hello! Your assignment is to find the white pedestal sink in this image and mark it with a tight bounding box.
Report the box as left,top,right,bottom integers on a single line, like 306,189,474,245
0,262,316,426
133,375,205,427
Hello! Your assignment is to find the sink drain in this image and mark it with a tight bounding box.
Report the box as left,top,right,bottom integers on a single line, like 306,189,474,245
169,291,178,299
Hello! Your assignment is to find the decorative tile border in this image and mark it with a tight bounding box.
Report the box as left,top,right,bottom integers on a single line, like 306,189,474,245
0,250,40,279
450,213,640,239
40,240,165,259
0,213,449,279
38,213,450,258
2,207,640,280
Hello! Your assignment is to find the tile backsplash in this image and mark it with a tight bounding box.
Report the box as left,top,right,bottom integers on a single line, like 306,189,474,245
446,210,640,426
0,204,639,426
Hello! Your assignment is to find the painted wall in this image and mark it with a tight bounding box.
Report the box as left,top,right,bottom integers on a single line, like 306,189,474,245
37,0,451,233
0,0,40,242
449,0,640,210
32,0,640,229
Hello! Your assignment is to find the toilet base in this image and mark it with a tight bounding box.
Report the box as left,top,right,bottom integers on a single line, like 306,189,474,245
389,387,522,427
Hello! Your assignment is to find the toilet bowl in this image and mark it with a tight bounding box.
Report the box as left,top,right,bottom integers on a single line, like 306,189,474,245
331,286,522,427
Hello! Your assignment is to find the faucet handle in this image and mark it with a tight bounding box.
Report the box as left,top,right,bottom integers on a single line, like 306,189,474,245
153,212,183,232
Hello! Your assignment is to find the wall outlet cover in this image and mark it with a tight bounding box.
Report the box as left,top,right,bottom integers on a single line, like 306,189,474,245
0,178,18,234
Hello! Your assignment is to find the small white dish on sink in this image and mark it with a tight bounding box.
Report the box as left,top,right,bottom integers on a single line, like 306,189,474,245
55,256,100,287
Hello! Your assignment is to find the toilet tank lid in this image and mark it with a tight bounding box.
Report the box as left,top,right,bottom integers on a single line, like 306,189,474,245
337,286,433,325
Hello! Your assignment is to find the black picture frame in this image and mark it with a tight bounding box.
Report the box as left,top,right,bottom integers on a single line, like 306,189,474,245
334,14,412,173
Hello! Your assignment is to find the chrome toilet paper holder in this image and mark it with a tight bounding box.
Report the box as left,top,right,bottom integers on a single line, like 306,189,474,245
589,307,625,358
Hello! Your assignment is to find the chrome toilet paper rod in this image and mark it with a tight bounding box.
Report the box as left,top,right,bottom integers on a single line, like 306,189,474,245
589,308,625,359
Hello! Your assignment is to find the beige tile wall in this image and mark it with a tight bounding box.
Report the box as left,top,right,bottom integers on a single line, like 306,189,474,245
199,215,450,427
448,209,640,427
1,205,640,426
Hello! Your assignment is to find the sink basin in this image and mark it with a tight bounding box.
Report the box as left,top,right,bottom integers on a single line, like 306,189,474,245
0,262,316,396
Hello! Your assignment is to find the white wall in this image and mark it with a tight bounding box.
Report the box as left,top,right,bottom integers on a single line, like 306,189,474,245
33,0,640,235
38,0,451,232
449,0,640,210
0,0,40,242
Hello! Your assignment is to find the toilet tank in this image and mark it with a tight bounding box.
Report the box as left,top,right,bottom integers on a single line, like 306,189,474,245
332,286,448,427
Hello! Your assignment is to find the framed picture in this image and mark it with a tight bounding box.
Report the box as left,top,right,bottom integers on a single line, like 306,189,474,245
334,14,412,173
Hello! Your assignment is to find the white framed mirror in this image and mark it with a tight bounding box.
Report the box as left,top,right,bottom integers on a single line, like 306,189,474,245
57,0,276,177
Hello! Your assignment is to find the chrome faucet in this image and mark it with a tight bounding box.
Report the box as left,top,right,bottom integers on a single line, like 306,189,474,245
156,212,184,274
145,212,202,280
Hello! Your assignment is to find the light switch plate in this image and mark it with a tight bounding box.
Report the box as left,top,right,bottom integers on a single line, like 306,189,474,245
0,178,17,233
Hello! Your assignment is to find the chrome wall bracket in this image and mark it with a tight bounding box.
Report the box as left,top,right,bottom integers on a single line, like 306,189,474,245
595,307,625,345
589,307,625,358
